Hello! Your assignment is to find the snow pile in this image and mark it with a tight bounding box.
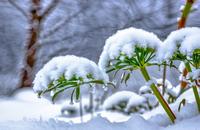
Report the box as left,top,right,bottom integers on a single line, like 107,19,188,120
158,27,200,61
98,27,162,71
33,55,109,93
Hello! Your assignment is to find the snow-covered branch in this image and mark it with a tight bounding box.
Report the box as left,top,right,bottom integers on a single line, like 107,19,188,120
40,25,114,45
41,6,89,39
41,0,61,20
7,0,29,19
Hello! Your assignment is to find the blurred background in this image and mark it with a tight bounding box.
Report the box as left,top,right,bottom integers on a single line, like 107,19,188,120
0,0,200,96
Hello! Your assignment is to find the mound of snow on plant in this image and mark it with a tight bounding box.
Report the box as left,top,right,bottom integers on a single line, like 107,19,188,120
158,27,200,60
33,55,109,94
98,27,162,71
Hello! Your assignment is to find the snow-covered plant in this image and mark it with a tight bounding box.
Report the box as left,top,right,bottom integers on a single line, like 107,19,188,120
33,55,110,104
140,79,180,105
125,94,147,114
103,91,134,113
156,79,180,103
99,27,176,123
158,27,200,112
61,103,79,116
103,91,148,114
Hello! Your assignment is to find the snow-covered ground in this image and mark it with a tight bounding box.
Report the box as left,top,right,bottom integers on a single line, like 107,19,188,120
0,88,199,130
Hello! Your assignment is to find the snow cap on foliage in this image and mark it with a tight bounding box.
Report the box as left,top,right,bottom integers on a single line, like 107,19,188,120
180,35,200,55
158,27,200,61
98,27,162,71
33,55,109,92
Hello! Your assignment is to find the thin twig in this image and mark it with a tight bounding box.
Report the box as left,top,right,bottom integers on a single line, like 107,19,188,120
41,0,61,20
7,0,29,19
41,6,89,39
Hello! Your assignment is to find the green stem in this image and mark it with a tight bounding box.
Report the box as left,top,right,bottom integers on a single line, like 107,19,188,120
192,85,200,112
140,67,176,123
184,62,200,113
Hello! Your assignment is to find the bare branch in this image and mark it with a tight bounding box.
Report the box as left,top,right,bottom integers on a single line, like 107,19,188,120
41,6,89,39
40,25,115,45
7,0,29,19
41,0,61,20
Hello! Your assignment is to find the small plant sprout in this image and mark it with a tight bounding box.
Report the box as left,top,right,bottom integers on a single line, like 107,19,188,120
158,27,200,113
99,27,176,123
33,55,111,105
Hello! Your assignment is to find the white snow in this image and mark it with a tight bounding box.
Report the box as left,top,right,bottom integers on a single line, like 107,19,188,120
33,55,109,93
98,27,162,71
157,27,200,61
0,89,61,122
0,88,200,130
178,62,185,73
126,94,146,109
180,34,200,55
143,93,158,108
139,85,152,95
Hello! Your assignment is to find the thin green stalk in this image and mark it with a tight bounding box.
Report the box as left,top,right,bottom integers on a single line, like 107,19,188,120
162,64,167,96
192,85,200,112
184,62,200,113
140,67,176,123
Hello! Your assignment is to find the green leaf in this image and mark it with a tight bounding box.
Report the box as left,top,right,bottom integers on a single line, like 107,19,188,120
120,72,126,83
125,73,130,85
70,88,76,104
52,86,75,103
106,82,116,88
89,80,104,84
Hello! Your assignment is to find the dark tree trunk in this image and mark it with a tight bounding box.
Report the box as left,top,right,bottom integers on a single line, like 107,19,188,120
19,0,41,87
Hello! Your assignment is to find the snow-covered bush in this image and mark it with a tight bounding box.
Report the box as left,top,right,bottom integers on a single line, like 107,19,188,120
103,91,148,114
99,27,176,122
158,27,200,112
103,91,135,113
125,94,147,114
33,55,109,103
